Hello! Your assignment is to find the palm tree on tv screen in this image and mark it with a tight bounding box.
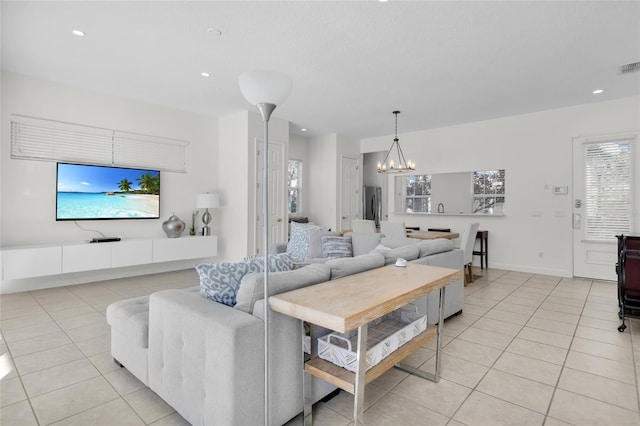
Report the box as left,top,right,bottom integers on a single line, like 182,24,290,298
118,179,133,193
136,173,160,195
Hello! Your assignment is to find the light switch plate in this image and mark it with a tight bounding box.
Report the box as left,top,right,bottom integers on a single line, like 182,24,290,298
553,185,568,194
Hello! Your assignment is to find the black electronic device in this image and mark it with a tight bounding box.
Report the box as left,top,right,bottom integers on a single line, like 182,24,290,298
89,237,121,243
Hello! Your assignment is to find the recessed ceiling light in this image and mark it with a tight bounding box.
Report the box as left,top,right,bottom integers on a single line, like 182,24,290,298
300,128,308,132
201,72,211,78
593,89,605,94
71,30,85,37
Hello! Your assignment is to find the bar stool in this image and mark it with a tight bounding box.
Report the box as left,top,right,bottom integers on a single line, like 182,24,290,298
473,230,488,269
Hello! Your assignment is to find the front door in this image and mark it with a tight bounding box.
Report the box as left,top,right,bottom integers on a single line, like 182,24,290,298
572,133,637,280
340,156,359,231
255,139,286,256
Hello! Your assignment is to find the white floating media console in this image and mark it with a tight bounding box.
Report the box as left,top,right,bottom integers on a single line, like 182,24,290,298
1,235,218,281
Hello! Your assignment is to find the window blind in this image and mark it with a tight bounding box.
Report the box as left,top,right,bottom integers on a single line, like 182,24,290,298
584,139,633,240
10,115,188,172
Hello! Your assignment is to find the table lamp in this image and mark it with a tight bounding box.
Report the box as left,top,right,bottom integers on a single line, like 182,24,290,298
196,193,219,236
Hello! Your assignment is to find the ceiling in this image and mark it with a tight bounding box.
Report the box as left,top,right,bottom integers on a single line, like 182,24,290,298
2,1,639,140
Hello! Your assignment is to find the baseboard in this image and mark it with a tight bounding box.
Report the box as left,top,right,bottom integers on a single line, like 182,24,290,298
486,262,573,279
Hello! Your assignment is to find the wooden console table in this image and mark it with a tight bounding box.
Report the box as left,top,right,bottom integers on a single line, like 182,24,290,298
269,264,461,425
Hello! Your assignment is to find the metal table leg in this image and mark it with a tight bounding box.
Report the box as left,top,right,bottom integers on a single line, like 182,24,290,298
303,323,319,426
303,370,312,426
395,286,446,382
353,324,368,425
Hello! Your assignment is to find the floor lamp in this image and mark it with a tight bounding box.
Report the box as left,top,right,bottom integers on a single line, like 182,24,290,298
239,70,292,426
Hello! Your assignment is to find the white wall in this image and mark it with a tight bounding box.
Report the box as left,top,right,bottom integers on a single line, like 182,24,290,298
217,111,250,262
217,110,290,261
307,134,337,228
1,71,220,289
362,151,385,188
306,133,362,231
431,172,473,214
336,133,362,228
362,97,640,277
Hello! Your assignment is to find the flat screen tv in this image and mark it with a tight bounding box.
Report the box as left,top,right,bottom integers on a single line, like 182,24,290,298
56,163,160,221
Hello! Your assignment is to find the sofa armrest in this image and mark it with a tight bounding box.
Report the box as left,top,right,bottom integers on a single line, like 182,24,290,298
254,300,336,423
148,290,264,426
411,248,464,324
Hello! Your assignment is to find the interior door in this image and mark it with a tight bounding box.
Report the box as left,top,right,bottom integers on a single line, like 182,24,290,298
255,140,286,256
572,133,637,280
340,156,359,231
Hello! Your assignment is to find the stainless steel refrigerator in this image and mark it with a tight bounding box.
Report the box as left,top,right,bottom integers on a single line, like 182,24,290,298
363,186,382,227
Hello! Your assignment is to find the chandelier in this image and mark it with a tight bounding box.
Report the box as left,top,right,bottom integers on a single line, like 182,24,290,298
377,110,415,173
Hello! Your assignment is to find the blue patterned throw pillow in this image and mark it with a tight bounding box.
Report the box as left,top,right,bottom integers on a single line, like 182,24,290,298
286,222,329,261
268,252,294,271
244,253,294,272
196,258,264,306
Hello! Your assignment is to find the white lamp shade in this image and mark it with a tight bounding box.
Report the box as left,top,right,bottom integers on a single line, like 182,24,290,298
238,70,292,106
196,193,220,209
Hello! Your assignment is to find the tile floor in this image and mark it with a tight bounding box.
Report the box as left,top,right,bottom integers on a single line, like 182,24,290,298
1,268,640,425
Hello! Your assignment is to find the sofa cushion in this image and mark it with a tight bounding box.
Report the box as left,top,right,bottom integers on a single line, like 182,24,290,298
380,236,421,249
235,263,331,313
322,235,352,258
375,243,391,251
287,222,329,261
375,245,421,265
196,258,264,306
418,239,454,257
350,232,383,257
325,253,385,280
307,230,341,259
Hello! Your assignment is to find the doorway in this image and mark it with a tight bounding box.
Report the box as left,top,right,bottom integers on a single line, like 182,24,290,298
255,139,287,256
340,156,359,231
572,133,637,280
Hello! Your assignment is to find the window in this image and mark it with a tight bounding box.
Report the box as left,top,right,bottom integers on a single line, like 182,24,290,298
398,169,506,214
288,159,302,214
473,170,505,214
404,174,431,213
584,140,632,240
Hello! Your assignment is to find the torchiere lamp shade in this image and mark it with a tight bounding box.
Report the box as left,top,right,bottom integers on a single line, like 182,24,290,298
238,70,292,106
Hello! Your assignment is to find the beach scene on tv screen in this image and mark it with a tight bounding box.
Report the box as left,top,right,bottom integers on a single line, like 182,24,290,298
57,164,160,219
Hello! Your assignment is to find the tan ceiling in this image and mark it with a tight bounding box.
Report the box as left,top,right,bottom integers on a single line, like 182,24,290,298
2,1,639,139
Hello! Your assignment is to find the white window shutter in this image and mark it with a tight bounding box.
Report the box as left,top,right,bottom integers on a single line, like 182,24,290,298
11,117,113,165
584,139,634,240
10,115,188,173
113,131,187,172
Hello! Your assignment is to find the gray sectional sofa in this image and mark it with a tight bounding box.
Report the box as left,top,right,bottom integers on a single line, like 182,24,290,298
106,234,463,426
